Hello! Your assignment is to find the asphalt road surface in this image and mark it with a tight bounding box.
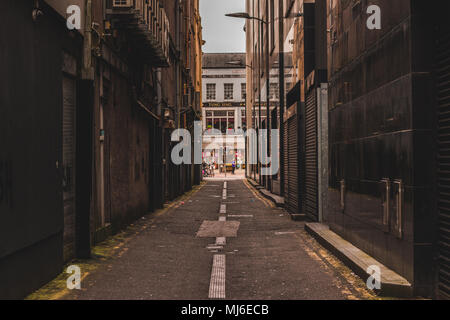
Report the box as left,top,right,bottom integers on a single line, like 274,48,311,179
61,179,375,300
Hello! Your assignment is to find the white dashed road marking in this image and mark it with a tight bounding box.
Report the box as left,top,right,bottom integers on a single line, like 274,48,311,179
208,254,226,299
216,237,226,245
228,214,253,218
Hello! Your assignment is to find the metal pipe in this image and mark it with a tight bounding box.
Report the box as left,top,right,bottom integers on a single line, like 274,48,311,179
82,0,94,80
265,0,270,190
278,0,285,196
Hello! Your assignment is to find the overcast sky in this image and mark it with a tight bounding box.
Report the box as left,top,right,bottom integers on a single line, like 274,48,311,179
200,0,246,53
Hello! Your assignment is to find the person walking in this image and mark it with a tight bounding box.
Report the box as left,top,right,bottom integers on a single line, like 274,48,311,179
232,160,236,175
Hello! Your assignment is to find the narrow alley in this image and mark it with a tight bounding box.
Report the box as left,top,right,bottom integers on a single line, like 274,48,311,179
37,178,375,300
2,0,449,305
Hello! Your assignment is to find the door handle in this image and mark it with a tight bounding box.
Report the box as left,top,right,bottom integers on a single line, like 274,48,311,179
393,180,403,239
340,179,345,211
381,178,390,230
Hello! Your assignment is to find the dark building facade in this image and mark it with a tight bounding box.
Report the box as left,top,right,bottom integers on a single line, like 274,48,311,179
0,0,202,299
246,0,329,221
0,0,85,299
326,0,448,298
245,0,449,299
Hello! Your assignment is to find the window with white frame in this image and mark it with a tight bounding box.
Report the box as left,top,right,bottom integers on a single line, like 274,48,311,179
205,110,236,134
206,83,216,100
241,83,246,101
224,83,233,100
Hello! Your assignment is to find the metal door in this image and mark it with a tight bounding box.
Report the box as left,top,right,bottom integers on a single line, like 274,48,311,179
436,30,450,299
287,114,299,214
62,76,76,261
305,88,318,220
283,118,289,200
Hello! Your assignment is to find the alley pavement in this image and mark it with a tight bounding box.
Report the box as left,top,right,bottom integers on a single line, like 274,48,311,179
61,179,376,300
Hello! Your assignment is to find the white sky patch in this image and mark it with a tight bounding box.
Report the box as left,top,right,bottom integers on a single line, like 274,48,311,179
200,0,246,53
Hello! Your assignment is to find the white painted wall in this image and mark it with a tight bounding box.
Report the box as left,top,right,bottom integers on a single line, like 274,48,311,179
202,67,246,164
202,68,246,103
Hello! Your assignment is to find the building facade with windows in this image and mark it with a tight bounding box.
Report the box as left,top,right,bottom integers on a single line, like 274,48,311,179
0,0,203,299
202,53,247,170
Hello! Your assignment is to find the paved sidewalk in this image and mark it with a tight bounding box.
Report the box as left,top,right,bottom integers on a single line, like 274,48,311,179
55,180,377,300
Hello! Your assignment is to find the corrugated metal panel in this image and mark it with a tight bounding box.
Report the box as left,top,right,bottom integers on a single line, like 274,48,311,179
62,76,76,261
287,115,299,213
437,33,450,300
305,88,318,220
284,119,289,202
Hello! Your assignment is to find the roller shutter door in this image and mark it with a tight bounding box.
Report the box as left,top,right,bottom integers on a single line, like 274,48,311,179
283,119,289,202
305,88,318,221
436,32,450,299
286,114,299,214
62,76,76,261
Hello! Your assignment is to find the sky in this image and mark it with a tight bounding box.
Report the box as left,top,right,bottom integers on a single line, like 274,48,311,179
200,0,246,53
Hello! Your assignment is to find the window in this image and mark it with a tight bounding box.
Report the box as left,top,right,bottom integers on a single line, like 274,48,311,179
204,110,236,134
224,83,233,100
241,83,246,101
213,118,220,130
226,111,235,133
220,118,227,134
206,83,216,100
113,0,132,7
214,111,227,117
227,118,235,131
269,83,279,100
241,109,247,129
206,118,213,130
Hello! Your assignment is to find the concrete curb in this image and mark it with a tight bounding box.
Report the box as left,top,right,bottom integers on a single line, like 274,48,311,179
247,178,285,207
305,222,413,298
289,213,307,221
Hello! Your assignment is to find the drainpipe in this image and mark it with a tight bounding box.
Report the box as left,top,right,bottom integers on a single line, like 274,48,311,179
157,69,162,116
265,0,270,191
279,0,285,197
176,0,182,130
76,0,94,259
157,67,164,208
82,0,94,80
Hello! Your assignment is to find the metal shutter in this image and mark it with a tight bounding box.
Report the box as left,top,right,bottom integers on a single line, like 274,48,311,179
62,76,76,261
283,118,289,201
305,88,318,220
287,115,299,213
436,32,450,299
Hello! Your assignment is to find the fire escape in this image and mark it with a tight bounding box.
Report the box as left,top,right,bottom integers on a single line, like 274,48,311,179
106,0,170,67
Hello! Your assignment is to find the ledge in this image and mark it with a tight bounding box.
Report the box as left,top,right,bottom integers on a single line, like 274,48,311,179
247,178,284,207
305,222,413,297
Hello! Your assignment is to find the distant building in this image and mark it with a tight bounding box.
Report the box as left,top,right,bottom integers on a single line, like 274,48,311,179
201,53,246,170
